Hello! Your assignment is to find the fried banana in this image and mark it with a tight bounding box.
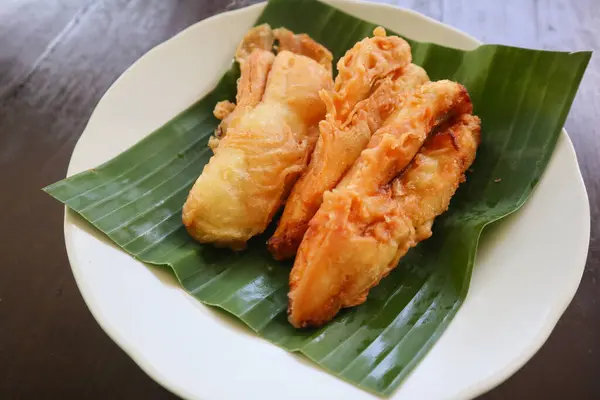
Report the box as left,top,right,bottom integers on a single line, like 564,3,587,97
182,25,333,249
288,82,477,327
268,30,418,260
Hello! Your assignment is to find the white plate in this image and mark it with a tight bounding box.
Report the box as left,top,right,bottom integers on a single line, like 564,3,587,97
64,1,590,399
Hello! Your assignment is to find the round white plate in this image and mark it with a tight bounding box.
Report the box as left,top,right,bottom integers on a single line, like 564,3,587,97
64,1,590,399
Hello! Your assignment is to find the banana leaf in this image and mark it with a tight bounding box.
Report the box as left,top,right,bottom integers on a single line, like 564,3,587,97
44,0,591,396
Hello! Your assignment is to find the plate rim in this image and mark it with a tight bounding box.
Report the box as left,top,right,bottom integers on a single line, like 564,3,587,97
62,1,591,399
451,131,590,399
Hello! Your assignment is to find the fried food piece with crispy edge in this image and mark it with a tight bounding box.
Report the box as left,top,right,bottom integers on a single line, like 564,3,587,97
273,27,333,73
268,27,414,259
288,82,477,327
235,23,275,63
182,25,333,249
211,24,277,148
324,27,412,123
213,24,335,146
210,49,276,149
269,64,429,259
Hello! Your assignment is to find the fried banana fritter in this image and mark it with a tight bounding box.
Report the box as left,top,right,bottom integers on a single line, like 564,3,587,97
325,27,411,122
182,25,333,249
268,30,420,260
288,82,478,328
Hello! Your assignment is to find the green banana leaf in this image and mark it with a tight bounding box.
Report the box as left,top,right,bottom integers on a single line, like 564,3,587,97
44,0,591,396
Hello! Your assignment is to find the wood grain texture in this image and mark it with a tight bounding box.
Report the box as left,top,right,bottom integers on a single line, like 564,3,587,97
0,0,597,398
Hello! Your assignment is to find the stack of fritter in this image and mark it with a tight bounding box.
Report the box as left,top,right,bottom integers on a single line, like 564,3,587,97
183,25,481,328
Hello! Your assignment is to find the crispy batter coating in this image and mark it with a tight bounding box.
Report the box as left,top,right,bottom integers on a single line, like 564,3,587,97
338,80,472,193
213,100,236,120
182,26,333,249
323,27,412,122
288,83,478,328
212,24,334,147
234,24,275,64
211,49,276,148
269,63,429,259
273,27,333,73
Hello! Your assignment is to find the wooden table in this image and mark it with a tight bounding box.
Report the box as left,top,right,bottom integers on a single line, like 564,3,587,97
1,0,597,398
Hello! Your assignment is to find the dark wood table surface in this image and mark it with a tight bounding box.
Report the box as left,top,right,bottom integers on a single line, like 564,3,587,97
1,0,598,398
